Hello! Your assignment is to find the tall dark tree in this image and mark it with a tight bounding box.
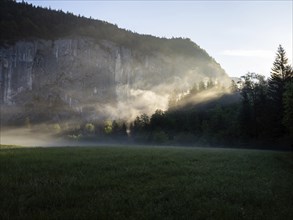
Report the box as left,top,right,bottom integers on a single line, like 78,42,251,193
150,110,166,130
268,45,293,137
269,45,292,101
239,72,268,138
283,82,293,142
206,79,215,89
112,120,128,137
230,80,239,93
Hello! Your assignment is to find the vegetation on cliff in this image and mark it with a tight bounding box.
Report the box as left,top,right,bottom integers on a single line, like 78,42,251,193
0,0,213,60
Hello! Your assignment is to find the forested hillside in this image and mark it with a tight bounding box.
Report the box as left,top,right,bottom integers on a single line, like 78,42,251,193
127,45,293,148
67,46,292,149
0,0,213,59
1,0,230,128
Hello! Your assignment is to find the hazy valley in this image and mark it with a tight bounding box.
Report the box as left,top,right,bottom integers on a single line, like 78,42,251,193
0,0,292,148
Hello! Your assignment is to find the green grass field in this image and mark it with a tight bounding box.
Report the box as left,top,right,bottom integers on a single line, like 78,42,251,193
0,145,292,219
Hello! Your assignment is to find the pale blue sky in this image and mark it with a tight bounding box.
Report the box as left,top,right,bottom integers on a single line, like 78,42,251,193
20,0,292,77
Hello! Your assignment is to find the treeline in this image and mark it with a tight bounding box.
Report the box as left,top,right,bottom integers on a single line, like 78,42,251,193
0,0,128,43
0,0,211,59
63,120,128,142
62,45,292,149
129,45,293,148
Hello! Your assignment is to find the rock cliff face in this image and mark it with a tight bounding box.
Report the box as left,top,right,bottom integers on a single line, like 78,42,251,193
0,37,229,124
0,0,231,125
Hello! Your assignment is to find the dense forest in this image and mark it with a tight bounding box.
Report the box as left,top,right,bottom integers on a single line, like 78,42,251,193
64,45,293,149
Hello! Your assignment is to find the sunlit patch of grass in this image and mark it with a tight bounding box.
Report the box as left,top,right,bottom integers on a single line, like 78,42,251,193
0,144,22,149
0,146,292,219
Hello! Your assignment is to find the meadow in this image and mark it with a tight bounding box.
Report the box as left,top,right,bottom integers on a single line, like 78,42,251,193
0,145,292,219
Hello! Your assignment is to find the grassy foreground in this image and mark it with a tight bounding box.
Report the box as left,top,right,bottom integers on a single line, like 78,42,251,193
0,146,292,219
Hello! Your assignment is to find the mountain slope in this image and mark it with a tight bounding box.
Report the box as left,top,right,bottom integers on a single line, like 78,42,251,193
0,0,230,125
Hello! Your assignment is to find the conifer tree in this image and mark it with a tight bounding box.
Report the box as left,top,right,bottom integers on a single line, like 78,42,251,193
268,45,293,137
283,82,293,140
269,45,292,102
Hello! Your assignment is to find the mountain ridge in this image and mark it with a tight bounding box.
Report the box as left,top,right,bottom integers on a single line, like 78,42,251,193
0,0,230,125
0,0,218,62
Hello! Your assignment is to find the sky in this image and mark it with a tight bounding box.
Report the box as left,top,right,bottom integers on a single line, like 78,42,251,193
19,0,292,78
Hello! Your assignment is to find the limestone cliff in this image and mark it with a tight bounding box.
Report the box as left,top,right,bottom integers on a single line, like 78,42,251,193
0,1,230,125
0,37,230,124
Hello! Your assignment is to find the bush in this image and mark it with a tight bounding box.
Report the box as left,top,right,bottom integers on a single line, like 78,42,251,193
104,121,112,134
85,123,95,134
52,123,61,133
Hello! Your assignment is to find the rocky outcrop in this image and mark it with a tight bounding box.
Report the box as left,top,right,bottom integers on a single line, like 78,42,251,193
0,37,229,123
